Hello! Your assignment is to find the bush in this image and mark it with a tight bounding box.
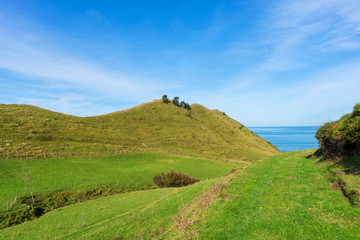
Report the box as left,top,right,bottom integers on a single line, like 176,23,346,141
316,103,360,158
172,97,180,106
162,94,170,104
152,170,200,188
163,95,191,110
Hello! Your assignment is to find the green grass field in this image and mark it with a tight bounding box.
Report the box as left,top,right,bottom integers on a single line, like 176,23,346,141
0,151,246,211
196,150,360,239
2,150,360,239
0,177,225,239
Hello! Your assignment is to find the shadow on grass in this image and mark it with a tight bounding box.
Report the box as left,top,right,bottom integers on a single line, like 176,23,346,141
307,149,360,207
307,149,360,175
0,184,154,229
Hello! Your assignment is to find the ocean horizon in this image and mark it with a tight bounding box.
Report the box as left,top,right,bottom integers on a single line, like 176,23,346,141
248,126,320,152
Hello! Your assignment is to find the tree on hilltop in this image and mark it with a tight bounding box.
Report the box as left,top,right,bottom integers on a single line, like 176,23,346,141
163,95,191,110
180,101,186,108
162,94,170,104
172,97,180,106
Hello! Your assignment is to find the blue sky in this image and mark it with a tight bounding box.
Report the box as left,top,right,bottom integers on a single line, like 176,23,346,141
0,0,359,126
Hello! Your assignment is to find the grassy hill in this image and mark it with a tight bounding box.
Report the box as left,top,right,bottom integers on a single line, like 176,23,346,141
2,150,360,239
0,100,279,161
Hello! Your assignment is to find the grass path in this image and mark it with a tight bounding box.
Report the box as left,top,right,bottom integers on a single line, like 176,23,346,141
197,150,360,239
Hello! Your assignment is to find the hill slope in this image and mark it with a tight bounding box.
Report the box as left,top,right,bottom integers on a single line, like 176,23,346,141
0,100,279,161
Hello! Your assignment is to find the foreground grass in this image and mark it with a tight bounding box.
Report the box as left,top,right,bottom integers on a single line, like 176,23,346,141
318,155,360,207
0,151,245,211
197,150,360,239
3,150,359,239
0,177,223,239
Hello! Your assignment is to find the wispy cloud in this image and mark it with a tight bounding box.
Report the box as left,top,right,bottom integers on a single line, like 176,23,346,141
259,0,360,72
0,11,176,105
0,1,359,125
187,60,360,126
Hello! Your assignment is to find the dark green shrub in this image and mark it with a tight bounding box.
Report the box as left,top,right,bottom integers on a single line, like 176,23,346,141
152,170,200,188
162,94,170,104
316,103,360,158
351,103,360,118
172,97,180,106
0,185,135,229
153,175,164,188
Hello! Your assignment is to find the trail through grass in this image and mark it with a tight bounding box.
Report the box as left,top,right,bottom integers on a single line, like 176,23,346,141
3,150,359,239
0,177,224,239
196,150,360,239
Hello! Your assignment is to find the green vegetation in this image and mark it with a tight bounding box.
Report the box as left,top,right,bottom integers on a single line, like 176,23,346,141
0,152,245,212
0,151,244,228
314,102,360,214
152,170,200,188
0,177,226,239
1,185,134,229
167,95,191,110
316,103,360,158
6,99,360,239
0,100,278,161
316,154,360,208
196,150,360,239
3,151,360,239
161,94,171,104
172,96,180,106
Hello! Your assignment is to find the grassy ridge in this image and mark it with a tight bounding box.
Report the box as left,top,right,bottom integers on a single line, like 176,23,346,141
0,152,246,211
0,100,279,161
197,150,360,239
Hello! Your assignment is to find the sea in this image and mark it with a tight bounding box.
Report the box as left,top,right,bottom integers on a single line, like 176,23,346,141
248,126,320,152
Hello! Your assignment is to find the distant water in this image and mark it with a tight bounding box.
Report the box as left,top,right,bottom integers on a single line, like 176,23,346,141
248,126,320,152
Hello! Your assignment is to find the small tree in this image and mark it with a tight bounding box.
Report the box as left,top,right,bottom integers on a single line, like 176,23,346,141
17,161,35,203
172,97,180,106
180,101,186,108
184,103,191,110
162,94,170,104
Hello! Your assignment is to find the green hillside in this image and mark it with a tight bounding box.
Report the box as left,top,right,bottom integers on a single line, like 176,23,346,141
0,100,279,161
3,151,360,239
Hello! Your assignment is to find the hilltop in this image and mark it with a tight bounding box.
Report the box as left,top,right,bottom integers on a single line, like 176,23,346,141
0,100,279,161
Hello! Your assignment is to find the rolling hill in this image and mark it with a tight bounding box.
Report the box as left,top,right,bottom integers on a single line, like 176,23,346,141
0,100,279,161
